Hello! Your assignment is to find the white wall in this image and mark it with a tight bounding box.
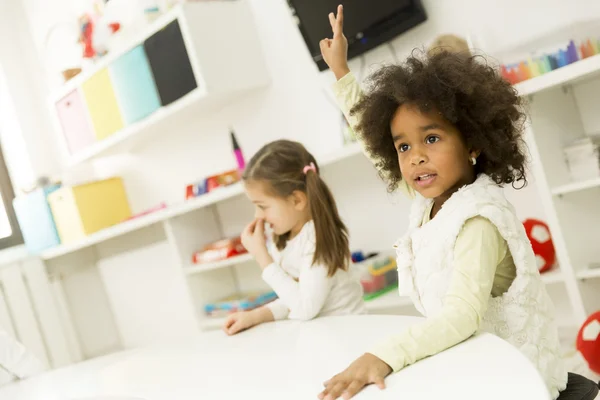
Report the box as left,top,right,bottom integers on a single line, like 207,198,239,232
0,1,62,192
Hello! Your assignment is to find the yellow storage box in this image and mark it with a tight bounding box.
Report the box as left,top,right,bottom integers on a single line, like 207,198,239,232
81,68,125,140
48,178,132,244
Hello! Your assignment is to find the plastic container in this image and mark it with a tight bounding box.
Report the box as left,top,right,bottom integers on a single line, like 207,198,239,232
47,178,132,244
109,45,161,125
192,237,247,264
204,291,278,317
353,253,398,299
81,68,125,140
13,185,62,254
564,136,600,181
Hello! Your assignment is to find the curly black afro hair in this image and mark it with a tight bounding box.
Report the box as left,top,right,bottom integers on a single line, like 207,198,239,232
351,50,528,191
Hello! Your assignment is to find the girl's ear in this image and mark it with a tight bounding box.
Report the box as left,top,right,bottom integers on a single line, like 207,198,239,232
290,190,308,211
470,149,481,163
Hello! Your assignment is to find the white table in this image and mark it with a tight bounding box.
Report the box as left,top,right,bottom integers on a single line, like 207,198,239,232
0,315,550,399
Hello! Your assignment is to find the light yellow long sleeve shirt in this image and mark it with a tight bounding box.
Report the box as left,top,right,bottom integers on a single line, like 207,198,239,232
333,72,517,372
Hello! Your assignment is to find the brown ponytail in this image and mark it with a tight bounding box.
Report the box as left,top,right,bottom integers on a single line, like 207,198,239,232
243,140,350,277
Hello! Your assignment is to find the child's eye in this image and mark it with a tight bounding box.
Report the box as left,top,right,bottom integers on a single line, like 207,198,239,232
426,135,440,144
398,144,410,153
258,205,267,210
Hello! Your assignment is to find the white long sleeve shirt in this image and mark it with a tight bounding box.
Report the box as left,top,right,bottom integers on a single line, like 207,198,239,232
263,221,365,321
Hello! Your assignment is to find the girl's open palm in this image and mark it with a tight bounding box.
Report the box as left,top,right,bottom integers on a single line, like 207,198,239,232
319,5,350,79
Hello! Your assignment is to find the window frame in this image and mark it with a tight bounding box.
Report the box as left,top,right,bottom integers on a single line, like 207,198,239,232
0,145,23,250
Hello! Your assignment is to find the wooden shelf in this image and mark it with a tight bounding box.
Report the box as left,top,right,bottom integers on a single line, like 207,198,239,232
551,178,600,196
514,54,600,97
184,253,254,275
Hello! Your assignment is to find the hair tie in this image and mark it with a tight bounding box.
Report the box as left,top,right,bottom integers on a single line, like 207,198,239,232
303,162,317,174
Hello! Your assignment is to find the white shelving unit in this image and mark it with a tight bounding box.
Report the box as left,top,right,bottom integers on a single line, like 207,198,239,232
40,142,367,361
514,54,600,326
49,0,270,166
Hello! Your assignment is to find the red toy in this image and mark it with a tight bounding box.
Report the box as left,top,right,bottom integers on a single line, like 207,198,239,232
79,4,121,60
576,311,600,374
192,237,247,264
523,219,556,273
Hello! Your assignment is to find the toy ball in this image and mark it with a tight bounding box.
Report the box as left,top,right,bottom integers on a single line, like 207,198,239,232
576,311,600,374
523,219,556,273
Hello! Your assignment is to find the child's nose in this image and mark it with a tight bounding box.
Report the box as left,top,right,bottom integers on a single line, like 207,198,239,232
410,146,428,165
254,209,264,219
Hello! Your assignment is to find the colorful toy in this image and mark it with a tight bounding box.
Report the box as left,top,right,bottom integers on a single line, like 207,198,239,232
78,1,121,59
185,169,241,200
354,253,398,300
192,237,247,264
501,37,600,85
576,311,600,374
523,219,556,273
230,129,246,171
204,291,278,317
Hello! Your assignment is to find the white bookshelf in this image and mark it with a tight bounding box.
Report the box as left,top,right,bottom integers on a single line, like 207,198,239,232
49,1,270,167
41,144,365,261
516,57,600,326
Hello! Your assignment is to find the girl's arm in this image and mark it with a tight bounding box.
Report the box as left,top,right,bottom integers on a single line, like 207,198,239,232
320,217,507,399
369,217,504,370
322,6,379,169
242,219,330,321
322,6,414,197
262,261,331,321
264,298,289,321
223,304,279,336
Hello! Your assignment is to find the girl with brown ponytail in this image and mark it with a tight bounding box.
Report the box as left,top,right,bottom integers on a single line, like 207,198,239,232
222,140,365,336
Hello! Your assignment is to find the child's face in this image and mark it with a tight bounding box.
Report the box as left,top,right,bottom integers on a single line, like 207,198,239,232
244,181,309,236
390,104,477,201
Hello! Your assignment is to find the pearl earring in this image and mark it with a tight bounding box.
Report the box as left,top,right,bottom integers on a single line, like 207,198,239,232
470,157,477,166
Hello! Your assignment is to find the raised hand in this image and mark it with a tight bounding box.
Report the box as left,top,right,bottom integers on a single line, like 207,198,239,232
319,4,350,80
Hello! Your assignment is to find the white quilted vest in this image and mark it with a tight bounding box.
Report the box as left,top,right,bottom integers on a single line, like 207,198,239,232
394,174,567,399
